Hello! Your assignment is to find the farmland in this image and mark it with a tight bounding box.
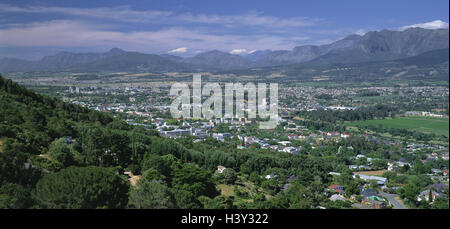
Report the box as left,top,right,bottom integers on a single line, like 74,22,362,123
350,116,449,137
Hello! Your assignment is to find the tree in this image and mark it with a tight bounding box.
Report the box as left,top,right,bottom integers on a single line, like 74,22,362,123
223,168,237,185
432,197,450,209
282,182,314,209
141,154,168,175
372,159,387,169
199,195,233,209
47,138,75,166
344,181,360,196
0,182,33,209
34,166,129,209
142,168,166,182
128,179,174,209
171,164,217,198
172,189,200,209
369,180,379,189
248,171,261,185
402,183,420,205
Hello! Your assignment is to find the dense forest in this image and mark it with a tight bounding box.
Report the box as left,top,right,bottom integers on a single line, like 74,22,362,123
0,74,334,209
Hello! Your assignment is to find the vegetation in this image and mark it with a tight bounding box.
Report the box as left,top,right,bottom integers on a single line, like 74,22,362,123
351,117,449,137
34,166,129,209
0,74,331,209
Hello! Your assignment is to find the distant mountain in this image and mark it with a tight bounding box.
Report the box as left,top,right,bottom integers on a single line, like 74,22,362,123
251,28,448,66
0,49,201,73
41,48,126,68
0,28,448,73
68,52,197,72
394,48,449,66
310,28,449,64
0,58,35,72
254,34,362,66
357,28,448,57
159,54,184,62
244,50,274,62
182,50,254,70
0,48,126,72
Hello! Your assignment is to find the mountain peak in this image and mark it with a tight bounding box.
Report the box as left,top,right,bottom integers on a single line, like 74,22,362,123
107,48,126,54
343,34,362,40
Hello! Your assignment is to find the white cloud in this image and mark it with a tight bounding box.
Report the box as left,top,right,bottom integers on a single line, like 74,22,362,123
0,4,325,56
400,20,449,30
0,4,172,23
248,49,259,54
168,47,187,53
0,20,304,53
230,49,247,54
0,4,317,28
178,11,317,28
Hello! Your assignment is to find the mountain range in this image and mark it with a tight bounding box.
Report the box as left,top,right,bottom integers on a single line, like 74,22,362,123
0,27,448,73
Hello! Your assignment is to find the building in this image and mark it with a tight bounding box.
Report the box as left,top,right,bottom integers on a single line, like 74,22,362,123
282,147,300,155
362,196,386,209
278,141,292,146
417,190,443,202
354,174,387,185
329,184,345,194
216,166,226,174
330,194,346,202
327,131,340,137
163,129,191,137
288,134,298,140
265,174,279,180
360,188,378,198
341,133,351,138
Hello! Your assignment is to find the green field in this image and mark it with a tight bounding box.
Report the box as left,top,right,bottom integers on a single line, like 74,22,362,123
350,116,449,137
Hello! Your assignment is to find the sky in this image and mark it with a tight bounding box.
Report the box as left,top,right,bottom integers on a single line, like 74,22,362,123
0,0,448,59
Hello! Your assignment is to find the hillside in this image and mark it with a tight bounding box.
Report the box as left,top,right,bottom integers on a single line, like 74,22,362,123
67,52,199,72
395,48,449,66
0,48,126,72
182,50,254,70
0,74,330,209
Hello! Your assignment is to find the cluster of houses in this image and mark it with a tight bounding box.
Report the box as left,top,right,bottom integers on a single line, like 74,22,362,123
327,183,388,209
405,111,448,118
149,117,309,154
327,171,390,209
360,188,387,209
417,183,449,202
387,160,412,172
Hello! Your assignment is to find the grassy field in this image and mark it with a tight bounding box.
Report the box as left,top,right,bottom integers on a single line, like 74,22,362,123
354,170,388,176
217,184,235,196
350,116,449,137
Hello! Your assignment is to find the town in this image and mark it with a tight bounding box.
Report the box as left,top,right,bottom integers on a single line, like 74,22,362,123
4,72,448,209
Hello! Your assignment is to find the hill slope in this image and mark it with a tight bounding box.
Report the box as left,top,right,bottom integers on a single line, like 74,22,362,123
68,52,198,72
0,48,126,72
182,50,254,70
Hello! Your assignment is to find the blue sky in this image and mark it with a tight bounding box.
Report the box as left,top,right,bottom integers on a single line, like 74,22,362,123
0,0,448,59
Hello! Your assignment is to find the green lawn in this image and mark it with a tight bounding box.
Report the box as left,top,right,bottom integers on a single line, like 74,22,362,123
351,116,449,137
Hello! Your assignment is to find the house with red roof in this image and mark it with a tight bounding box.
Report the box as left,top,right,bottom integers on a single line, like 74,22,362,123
329,184,345,194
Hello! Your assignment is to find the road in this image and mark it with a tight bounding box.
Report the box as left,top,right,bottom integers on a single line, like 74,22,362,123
380,192,407,209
